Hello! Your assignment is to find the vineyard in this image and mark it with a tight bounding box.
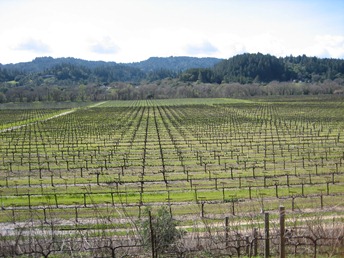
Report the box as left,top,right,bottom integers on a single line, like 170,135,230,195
0,97,343,257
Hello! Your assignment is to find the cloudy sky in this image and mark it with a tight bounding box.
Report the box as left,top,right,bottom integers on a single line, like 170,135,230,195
1,0,344,64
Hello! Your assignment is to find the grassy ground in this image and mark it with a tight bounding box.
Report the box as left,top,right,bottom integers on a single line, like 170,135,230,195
0,96,343,256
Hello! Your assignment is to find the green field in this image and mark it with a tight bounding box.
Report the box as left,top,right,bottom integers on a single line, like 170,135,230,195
0,97,343,257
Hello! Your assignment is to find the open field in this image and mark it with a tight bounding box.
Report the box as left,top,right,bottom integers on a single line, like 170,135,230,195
0,96,343,257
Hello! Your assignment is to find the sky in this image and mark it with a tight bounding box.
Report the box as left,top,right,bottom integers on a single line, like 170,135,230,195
0,0,344,64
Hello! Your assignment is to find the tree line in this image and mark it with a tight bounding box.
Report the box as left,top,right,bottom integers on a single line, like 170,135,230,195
3,79,343,103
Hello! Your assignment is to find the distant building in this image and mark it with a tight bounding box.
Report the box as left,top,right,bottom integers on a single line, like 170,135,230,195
333,89,344,94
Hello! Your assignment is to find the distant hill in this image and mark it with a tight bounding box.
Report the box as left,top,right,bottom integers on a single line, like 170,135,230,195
125,56,223,72
1,54,344,84
1,57,118,73
0,57,144,83
0,56,223,83
1,56,223,74
181,53,344,83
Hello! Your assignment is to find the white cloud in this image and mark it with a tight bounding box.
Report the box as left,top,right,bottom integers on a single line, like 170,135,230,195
207,33,286,60
14,38,51,53
307,35,344,58
244,33,287,57
184,40,218,56
89,37,120,54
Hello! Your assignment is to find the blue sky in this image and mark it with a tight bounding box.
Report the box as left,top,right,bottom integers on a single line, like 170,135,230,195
0,0,343,64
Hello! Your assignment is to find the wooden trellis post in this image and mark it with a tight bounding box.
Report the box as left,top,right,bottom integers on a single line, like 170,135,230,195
279,206,286,258
149,210,156,258
253,227,258,256
264,212,269,258
225,216,229,248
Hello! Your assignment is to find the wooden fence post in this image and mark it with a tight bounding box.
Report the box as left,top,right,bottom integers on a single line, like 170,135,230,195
245,235,250,256
264,212,269,258
74,205,78,223
225,216,229,248
279,206,286,258
253,227,258,256
149,211,155,258
236,233,241,257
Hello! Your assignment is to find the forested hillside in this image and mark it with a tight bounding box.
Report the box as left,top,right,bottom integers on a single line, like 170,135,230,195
0,56,222,82
181,53,344,83
0,53,344,103
2,54,343,84
1,57,118,73
127,56,222,72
